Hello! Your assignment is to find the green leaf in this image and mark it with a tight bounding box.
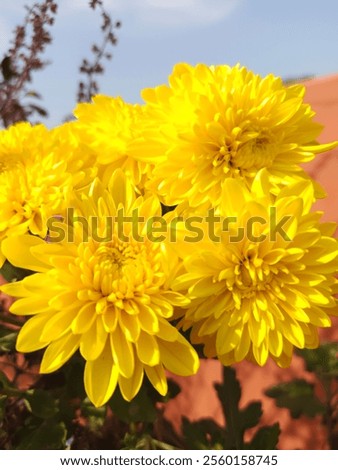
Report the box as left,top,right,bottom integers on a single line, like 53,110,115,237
182,417,224,450
265,379,325,418
215,366,242,449
15,420,67,450
64,359,86,399
109,387,157,424
246,423,280,450
0,330,18,352
296,343,338,378
0,260,33,282
146,378,181,404
238,401,262,432
24,389,58,419
81,397,106,432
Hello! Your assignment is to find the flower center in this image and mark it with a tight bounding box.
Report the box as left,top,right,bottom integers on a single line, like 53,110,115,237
0,155,18,174
222,245,286,310
92,237,147,295
96,242,138,270
233,254,269,296
235,137,275,171
213,135,276,176
75,235,165,316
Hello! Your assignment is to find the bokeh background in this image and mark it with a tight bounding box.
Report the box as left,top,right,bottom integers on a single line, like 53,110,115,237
0,0,337,450
1,0,338,127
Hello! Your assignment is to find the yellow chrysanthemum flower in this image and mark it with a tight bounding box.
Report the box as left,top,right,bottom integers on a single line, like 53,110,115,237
136,63,336,211
1,171,199,407
172,171,338,367
73,95,152,192
51,122,97,190
0,122,76,267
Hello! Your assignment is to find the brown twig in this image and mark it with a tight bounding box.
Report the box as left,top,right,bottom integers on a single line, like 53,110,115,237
77,0,121,103
0,0,58,127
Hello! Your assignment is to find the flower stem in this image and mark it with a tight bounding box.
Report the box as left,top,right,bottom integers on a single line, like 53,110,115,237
222,366,242,450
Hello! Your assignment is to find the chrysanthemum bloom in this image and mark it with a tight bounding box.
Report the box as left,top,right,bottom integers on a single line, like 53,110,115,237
1,171,199,407
51,122,97,190
136,63,336,212
73,95,153,193
172,171,338,367
0,122,78,267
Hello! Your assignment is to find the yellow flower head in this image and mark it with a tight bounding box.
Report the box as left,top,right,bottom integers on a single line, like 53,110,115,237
73,95,152,192
137,63,336,211
0,122,76,267
51,122,97,190
1,171,199,407
172,171,338,367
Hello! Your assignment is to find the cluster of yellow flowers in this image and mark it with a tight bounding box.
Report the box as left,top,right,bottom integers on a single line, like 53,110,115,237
1,64,337,407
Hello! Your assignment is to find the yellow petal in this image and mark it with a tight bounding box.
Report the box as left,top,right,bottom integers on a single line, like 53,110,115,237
158,335,199,376
306,305,331,327
10,296,51,315
144,363,168,396
136,330,160,366
40,332,80,373
252,340,269,366
16,313,51,352
80,316,108,361
269,329,284,357
280,317,305,349
118,358,144,401
234,326,251,362
138,304,159,334
108,169,135,211
0,248,6,268
156,318,179,342
119,312,140,342
161,291,190,307
110,325,135,378
216,323,241,355
278,180,314,214
84,340,119,407
0,280,31,298
40,308,74,342
221,179,248,216
71,302,96,334
22,272,61,294
273,198,303,245
248,316,267,347
1,235,50,271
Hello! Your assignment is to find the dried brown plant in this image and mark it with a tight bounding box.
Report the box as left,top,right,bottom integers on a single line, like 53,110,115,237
0,0,120,127
77,0,121,103
0,0,58,127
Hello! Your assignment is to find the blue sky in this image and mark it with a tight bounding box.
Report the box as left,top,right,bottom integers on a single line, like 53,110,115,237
1,0,338,127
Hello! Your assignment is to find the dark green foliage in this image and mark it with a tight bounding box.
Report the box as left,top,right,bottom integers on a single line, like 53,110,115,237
109,387,157,424
0,329,18,353
245,424,280,450
1,260,34,282
296,343,338,378
24,389,59,419
15,420,67,450
183,366,280,450
265,379,325,418
265,344,338,449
